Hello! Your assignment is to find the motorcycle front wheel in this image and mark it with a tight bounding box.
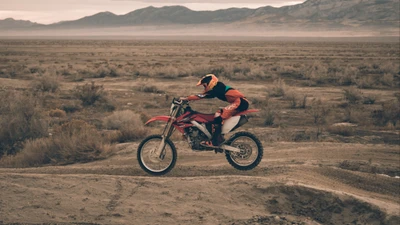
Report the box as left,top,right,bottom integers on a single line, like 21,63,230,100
225,131,263,171
137,135,177,176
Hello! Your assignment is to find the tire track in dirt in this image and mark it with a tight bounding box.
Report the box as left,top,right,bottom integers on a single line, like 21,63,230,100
106,179,122,212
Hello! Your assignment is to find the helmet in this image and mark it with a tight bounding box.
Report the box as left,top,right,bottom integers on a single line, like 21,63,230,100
196,74,218,92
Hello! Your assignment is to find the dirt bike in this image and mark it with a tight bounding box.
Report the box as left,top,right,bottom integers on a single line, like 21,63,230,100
137,98,263,175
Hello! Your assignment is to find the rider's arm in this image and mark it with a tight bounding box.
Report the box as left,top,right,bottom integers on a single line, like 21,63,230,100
186,93,213,101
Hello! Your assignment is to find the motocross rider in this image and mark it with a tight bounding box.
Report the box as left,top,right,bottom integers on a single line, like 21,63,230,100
180,74,249,147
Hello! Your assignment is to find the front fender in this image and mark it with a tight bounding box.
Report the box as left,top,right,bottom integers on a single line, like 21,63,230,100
145,116,172,125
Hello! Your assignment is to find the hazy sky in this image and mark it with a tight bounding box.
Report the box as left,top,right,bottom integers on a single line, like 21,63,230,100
0,0,305,24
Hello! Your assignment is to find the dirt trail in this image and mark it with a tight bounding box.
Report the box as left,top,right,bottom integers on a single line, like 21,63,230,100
0,142,399,225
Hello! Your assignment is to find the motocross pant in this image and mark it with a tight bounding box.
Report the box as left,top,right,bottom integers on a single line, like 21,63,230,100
212,98,249,145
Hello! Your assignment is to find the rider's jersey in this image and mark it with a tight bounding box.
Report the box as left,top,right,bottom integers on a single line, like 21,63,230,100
187,82,245,103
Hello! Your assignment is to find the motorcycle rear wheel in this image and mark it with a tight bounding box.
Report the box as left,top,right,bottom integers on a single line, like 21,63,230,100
137,135,177,176
225,131,263,171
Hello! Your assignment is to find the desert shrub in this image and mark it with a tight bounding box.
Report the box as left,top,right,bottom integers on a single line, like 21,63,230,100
327,124,355,136
3,64,26,78
103,110,148,142
343,87,364,104
306,99,330,138
250,94,269,109
356,76,376,89
138,84,163,94
395,92,400,102
363,95,376,105
269,79,287,97
0,91,48,157
29,66,45,74
372,100,400,127
96,65,124,78
303,61,333,84
0,120,115,167
31,74,60,93
261,108,275,126
61,102,81,113
73,82,106,106
49,109,67,118
380,73,394,87
307,99,330,125
286,93,307,109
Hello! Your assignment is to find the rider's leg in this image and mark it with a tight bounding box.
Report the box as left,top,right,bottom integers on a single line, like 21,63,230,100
211,98,242,146
211,115,224,146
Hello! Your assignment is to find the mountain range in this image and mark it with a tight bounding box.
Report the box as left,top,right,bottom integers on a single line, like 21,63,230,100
1,0,399,36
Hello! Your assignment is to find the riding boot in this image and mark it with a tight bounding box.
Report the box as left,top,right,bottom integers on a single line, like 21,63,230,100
211,124,224,146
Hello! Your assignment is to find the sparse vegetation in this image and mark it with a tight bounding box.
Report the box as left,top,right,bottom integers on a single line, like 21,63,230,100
372,99,400,127
327,124,356,136
31,73,60,93
261,108,275,126
269,79,287,97
343,87,364,104
1,120,115,167
0,39,399,167
0,91,48,157
138,84,164,94
103,110,148,142
49,109,67,118
74,82,107,106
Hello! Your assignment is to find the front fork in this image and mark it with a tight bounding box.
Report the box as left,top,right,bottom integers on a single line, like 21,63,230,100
155,107,179,159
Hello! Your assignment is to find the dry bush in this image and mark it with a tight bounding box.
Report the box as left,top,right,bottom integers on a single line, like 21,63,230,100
286,92,307,109
73,82,111,109
372,99,400,127
363,95,377,105
338,65,358,86
307,99,330,125
2,64,26,79
327,124,356,137
356,76,376,89
261,108,275,126
95,65,125,78
302,61,332,84
137,84,164,94
343,87,364,104
103,110,148,142
0,120,115,167
0,91,48,157
306,99,330,138
0,138,51,167
342,106,372,126
380,73,394,87
61,102,81,113
49,109,67,118
31,73,60,93
29,66,45,74
250,93,269,109
269,79,288,97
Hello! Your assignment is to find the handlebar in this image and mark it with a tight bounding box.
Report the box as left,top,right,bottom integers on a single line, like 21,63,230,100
173,98,189,105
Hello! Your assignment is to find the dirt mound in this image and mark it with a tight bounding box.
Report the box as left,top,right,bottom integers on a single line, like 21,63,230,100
338,160,400,177
318,167,400,197
237,185,399,225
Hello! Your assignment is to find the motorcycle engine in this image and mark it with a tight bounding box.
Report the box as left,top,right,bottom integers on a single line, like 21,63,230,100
185,127,209,150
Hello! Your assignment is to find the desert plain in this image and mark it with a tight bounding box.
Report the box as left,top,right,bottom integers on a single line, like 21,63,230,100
0,37,399,225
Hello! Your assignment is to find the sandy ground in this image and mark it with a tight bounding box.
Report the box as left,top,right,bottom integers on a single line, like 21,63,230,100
0,141,399,225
